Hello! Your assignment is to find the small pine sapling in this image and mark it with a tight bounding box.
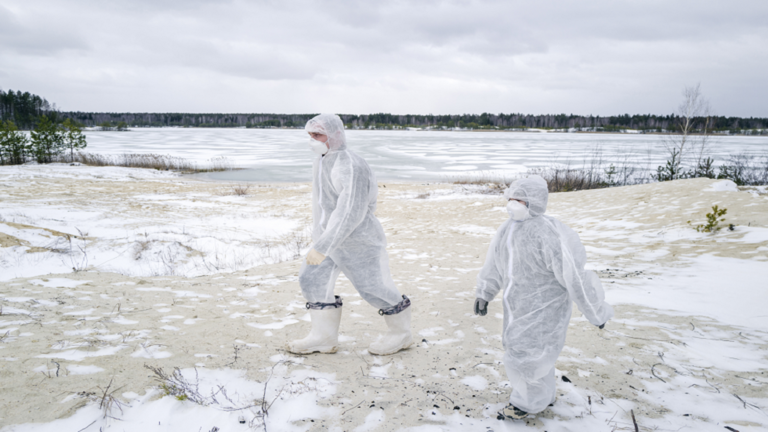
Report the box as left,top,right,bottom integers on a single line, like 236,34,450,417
688,205,729,233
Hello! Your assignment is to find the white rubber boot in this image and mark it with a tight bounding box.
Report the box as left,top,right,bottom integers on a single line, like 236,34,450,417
368,307,413,355
286,307,342,354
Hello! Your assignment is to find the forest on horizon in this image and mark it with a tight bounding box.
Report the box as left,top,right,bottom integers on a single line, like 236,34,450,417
3,88,768,134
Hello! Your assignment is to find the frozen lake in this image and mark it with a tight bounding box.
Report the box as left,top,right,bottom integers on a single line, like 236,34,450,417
82,128,768,182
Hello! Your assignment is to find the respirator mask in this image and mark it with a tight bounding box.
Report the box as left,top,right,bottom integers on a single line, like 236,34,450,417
506,200,530,221
308,138,329,156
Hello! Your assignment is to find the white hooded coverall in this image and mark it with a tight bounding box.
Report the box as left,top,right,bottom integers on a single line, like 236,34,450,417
476,176,614,414
300,114,403,310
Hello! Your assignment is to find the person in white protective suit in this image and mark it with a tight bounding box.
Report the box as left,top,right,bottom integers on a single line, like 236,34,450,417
287,113,413,356
473,175,613,420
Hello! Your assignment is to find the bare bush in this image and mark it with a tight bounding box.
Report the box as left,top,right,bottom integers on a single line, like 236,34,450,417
528,167,607,192
662,83,714,172
280,229,311,261
231,184,250,196
132,240,151,260
718,153,768,186
67,228,88,272
75,378,126,420
146,365,209,405
144,362,320,431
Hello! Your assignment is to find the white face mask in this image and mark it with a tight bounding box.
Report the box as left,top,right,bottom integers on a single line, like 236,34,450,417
309,138,329,156
507,200,530,221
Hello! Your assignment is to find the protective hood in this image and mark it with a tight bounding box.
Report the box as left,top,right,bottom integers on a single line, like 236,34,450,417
504,175,548,217
305,114,347,152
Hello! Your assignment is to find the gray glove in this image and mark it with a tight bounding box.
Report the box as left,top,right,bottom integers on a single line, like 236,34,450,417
474,298,488,316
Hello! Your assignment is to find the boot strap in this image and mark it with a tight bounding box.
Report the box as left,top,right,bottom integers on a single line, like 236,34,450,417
306,295,343,310
378,295,410,316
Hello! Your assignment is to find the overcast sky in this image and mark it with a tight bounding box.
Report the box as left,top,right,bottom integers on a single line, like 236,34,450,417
2,0,767,116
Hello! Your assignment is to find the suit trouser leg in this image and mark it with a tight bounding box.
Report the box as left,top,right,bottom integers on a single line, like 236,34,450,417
503,352,556,414
299,256,342,304
334,246,403,310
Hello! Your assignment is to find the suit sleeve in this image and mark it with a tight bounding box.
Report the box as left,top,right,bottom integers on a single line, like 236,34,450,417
546,222,614,326
475,222,509,303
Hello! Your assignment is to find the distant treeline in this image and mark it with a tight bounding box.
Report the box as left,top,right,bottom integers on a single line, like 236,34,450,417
3,88,767,134
0,88,59,129
58,111,768,134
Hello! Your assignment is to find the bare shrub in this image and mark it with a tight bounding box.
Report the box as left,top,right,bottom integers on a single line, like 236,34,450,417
280,229,311,261
144,362,318,430
231,184,250,196
132,240,151,260
67,228,88,272
75,378,126,420
718,153,768,186
145,365,209,405
529,167,609,193
660,83,714,179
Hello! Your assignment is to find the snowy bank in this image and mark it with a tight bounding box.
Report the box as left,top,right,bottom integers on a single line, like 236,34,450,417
1,165,767,431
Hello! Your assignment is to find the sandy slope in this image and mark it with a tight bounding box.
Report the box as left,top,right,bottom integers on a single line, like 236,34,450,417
1,168,767,431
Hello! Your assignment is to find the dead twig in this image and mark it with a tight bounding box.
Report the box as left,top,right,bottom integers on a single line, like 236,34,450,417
97,377,126,418
225,344,243,367
630,409,639,432
732,393,761,411
342,400,365,415
650,363,666,383
77,420,96,432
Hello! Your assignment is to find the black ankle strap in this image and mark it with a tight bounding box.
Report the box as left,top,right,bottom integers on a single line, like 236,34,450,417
306,295,343,310
378,295,410,316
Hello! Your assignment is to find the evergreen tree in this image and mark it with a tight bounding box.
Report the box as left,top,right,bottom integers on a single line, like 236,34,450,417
30,115,64,163
62,118,87,162
0,120,30,165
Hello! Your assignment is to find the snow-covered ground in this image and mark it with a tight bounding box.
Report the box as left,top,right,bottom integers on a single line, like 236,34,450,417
0,164,310,281
1,165,767,431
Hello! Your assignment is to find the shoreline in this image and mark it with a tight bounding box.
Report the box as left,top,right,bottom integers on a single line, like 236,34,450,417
79,126,768,137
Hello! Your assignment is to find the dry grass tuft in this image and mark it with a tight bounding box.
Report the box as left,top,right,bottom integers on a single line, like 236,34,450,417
62,153,236,173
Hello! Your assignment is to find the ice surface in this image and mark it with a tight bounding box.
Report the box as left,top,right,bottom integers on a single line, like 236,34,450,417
76,128,768,182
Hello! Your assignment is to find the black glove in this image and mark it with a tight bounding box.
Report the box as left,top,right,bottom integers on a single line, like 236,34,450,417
598,323,605,329
474,298,488,316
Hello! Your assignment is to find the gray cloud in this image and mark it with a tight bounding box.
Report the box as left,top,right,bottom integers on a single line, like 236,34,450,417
0,4,89,55
1,0,767,116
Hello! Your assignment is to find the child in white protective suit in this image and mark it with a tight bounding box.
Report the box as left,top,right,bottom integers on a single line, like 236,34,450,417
473,175,613,420
287,114,413,356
